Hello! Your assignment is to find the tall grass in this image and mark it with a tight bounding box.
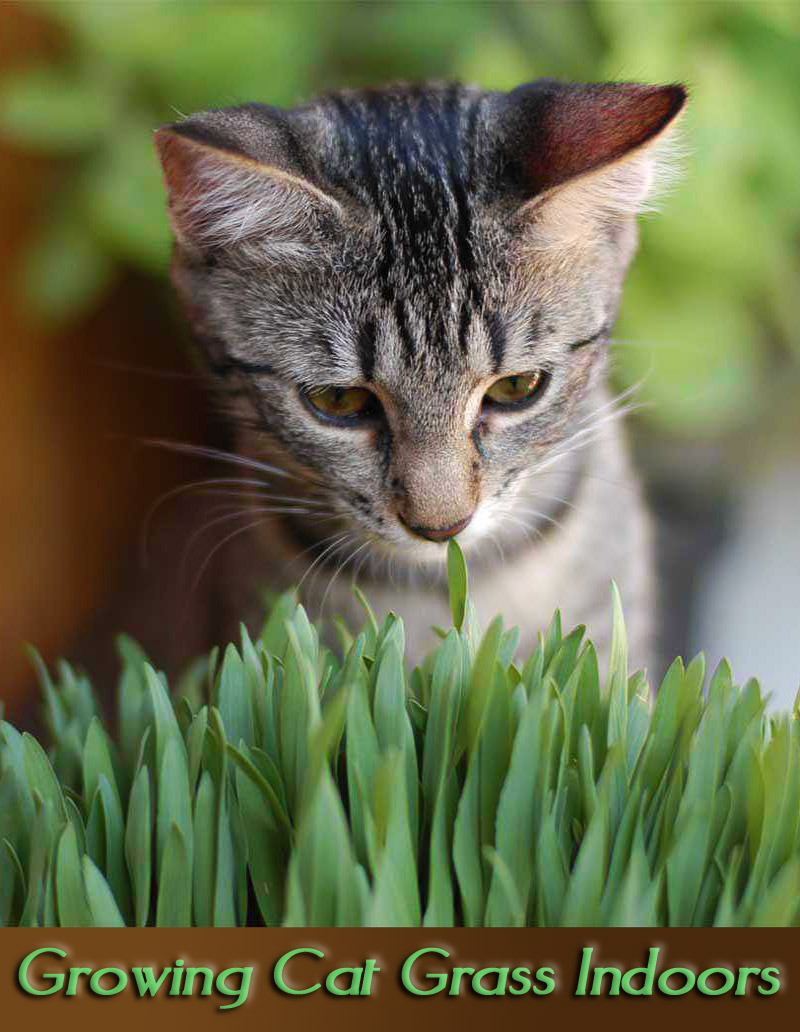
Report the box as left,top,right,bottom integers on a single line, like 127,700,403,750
1,542,799,927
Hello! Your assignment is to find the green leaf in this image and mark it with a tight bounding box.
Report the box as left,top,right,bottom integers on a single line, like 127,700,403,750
464,616,504,755
156,738,192,879
606,583,629,750
233,756,288,926
561,802,608,926
446,539,468,631
367,751,420,926
82,857,126,927
0,839,27,927
216,645,254,750
227,744,290,836
23,734,68,828
284,769,366,927
280,621,321,813
125,766,151,927
156,823,192,927
192,772,215,927
82,718,122,818
55,822,92,927
345,641,380,867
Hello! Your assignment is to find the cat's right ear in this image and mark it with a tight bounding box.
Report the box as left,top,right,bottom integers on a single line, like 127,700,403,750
155,110,343,261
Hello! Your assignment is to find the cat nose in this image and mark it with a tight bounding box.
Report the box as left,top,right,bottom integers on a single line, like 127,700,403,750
401,512,473,543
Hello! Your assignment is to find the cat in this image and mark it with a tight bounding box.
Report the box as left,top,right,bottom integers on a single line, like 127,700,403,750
149,78,686,679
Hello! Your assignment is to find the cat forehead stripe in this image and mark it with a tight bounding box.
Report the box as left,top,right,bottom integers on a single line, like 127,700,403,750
325,86,487,363
484,311,507,373
356,319,377,382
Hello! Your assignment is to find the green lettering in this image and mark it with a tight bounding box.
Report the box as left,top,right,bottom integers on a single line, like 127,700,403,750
509,967,532,995
326,967,362,996
89,968,127,996
759,968,781,996
697,968,735,996
621,948,660,995
575,947,593,995
448,966,475,996
472,967,508,996
182,967,214,996
216,967,252,1011
734,967,761,996
131,967,172,996
533,967,556,995
18,948,66,996
360,959,380,995
590,966,622,996
169,959,185,996
401,948,450,996
657,968,696,996
65,967,92,996
273,948,323,995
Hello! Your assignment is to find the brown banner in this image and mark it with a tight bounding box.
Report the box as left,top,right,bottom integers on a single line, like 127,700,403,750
0,928,795,1030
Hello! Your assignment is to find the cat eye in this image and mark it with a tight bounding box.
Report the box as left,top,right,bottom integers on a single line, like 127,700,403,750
483,370,547,409
303,385,380,424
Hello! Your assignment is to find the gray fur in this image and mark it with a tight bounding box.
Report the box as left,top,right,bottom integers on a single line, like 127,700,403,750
156,80,686,675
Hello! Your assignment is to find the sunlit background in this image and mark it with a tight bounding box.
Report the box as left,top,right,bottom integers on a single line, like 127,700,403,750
1,0,798,720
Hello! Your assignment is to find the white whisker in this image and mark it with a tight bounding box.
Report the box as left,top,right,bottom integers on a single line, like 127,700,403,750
319,539,372,623
514,507,567,533
190,515,271,595
138,438,300,479
181,503,330,583
194,487,331,509
296,532,355,595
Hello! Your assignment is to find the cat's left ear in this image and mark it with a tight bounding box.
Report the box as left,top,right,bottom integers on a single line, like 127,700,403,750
498,80,688,247
155,105,344,261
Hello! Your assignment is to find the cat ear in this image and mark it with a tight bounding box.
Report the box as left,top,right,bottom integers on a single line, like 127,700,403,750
155,106,343,262
500,80,688,247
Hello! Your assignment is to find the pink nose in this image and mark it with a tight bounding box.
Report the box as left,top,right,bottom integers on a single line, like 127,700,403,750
401,512,473,543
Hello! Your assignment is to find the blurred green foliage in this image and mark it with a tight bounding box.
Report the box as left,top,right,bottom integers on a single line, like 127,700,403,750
1,1,798,434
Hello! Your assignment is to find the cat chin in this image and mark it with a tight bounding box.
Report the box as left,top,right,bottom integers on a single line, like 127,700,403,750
364,533,450,566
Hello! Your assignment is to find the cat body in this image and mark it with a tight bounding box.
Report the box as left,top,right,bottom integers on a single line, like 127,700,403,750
153,80,685,676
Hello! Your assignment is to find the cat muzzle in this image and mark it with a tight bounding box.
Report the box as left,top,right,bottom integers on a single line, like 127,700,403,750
398,511,474,543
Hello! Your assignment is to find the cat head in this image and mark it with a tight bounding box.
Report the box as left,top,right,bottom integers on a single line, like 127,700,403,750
155,79,686,563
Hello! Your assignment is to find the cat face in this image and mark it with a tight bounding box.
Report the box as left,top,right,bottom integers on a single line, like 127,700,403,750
157,81,685,564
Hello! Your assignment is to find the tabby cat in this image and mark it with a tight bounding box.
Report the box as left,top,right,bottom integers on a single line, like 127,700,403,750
153,78,687,675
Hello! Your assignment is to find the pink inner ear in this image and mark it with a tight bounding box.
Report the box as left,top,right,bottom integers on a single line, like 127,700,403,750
527,84,686,195
155,130,219,244
155,130,215,215
155,129,263,247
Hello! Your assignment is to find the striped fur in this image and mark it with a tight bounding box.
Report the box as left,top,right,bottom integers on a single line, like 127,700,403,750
156,79,686,676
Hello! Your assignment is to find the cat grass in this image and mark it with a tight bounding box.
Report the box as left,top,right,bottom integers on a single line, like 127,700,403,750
1,541,799,927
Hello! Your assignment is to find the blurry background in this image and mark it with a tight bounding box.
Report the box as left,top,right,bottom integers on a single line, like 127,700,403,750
1,0,798,719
